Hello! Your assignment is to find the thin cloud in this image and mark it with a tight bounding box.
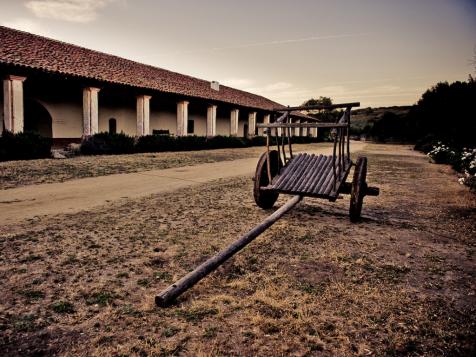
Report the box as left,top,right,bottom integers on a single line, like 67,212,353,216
209,33,370,51
143,32,370,58
25,0,117,23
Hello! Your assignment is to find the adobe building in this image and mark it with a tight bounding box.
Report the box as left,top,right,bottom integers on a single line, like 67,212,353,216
0,26,315,146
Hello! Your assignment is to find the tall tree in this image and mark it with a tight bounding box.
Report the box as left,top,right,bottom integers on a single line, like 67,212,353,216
301,96,333,107
301,96,339,123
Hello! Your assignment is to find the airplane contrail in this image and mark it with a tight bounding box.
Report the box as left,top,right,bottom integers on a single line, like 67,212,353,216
142,33,370,58
209,33,370,51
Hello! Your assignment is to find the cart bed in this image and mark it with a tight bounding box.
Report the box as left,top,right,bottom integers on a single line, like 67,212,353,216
264,153,352,199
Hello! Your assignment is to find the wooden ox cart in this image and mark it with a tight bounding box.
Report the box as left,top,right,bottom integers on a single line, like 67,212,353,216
156,102,379,306
254,102,379,222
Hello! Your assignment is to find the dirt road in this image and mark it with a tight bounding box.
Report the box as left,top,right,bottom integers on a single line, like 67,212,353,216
0,142,365,225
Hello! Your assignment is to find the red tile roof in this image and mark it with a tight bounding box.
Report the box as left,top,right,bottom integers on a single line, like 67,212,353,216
0,26,306,116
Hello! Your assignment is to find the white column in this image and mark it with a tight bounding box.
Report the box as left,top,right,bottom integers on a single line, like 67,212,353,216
177,100,189,136
260,113,270,136
302,126,308,137
310,127,318,138
294,119,300,137
207,104,217,137
137,95,151,136
248,112,257,136
83,87,100,136
230,109,239,136
274,114,282,137
3,75,26,133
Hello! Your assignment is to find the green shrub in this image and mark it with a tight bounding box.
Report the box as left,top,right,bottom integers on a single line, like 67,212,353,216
427,142,458,165
81,132,135,155
414,135,438,153
248,136,267,146
457,148,476,192
81,132,321,156
206,135,247,149
0,130,52,161
135,135,177,152
428,143,476,192
175,135,208,151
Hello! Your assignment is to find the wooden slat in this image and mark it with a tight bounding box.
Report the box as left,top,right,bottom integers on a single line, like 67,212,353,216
268,154,350,199
291,155,320,192
274,154,308,190
278,154,309,191
282,154,315,191
321,160,343,196
308,156,334,194
272,155,301,190
328,160,352,199
319,158,350,196
272,154,305,188
318,163,337,196
324,160,351,197
296,155,324,193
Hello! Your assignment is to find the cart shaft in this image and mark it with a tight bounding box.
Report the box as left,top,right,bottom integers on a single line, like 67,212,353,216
156,195,303,307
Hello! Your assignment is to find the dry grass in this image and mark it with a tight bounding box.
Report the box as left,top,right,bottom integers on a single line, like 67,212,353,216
0,143,475,356
0,143,324,190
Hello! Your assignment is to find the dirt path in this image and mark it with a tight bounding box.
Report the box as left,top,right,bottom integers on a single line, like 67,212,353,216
0,142,365,225
0,143,331,190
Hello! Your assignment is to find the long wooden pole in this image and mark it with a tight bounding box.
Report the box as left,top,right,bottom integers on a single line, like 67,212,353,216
156,195,303,307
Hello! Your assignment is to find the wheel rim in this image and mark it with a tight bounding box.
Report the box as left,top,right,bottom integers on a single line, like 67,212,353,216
349,156,367,222
253,150,281,209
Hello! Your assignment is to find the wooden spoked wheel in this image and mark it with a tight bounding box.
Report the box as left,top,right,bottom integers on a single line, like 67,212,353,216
349,156,367,222
253,150,281,209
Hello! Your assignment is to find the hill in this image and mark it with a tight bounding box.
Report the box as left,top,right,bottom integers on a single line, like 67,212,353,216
350,106,411,136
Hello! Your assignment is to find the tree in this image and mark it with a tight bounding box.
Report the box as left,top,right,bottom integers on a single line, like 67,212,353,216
301,96,333,108
301,96,340,123
409,79,476,148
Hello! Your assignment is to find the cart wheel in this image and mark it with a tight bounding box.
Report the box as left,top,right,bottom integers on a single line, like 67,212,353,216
349,156,367,222
253,150,281,209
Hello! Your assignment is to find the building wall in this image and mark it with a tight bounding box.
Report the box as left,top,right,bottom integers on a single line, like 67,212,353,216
238,110,251,137
216,107,230,136
150,109,176,135
189,111,207,136
216,118,230,136
39,99,82,138
238,117,246,137
98,105,136,135
189,103,207,136
2,70,270,139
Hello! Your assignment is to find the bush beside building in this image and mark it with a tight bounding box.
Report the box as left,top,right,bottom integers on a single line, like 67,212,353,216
0,131,52,162
81,133,320,155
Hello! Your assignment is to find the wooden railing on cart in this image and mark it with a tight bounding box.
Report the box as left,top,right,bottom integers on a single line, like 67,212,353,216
257,102,360,190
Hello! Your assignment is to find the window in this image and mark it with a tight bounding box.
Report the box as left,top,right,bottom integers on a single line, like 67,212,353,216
109,118,117,134
187,119,194,134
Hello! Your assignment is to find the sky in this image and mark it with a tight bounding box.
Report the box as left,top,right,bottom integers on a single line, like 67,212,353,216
1,0,475,107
